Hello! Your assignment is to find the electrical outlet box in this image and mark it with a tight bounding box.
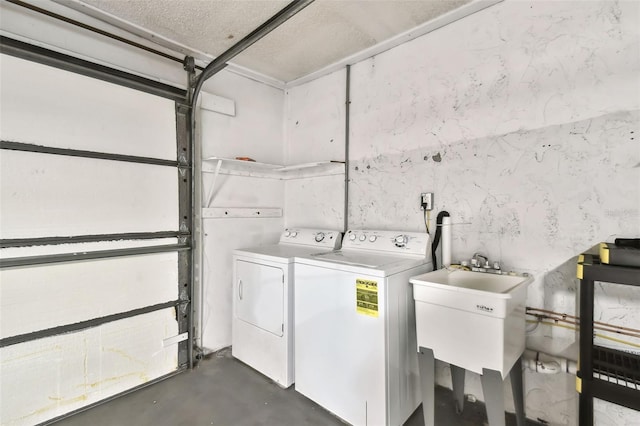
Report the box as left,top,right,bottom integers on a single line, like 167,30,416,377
420,192,433,211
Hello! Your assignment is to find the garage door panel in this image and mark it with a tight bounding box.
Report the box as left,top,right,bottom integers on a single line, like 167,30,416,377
0,55,177,160
0,150,179,238
0,251,179,339
0,308,179,426
0,44,189,426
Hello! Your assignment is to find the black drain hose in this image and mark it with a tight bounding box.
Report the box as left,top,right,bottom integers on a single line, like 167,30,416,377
431,211,450,270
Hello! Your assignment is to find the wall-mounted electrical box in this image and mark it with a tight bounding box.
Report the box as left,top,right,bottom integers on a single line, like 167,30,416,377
420,192,433,211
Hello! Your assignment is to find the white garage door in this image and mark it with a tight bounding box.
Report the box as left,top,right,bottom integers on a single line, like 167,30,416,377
0,46,192,426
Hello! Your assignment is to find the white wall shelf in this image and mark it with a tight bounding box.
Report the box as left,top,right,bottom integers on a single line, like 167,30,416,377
202,157,345,207
202,157,345,179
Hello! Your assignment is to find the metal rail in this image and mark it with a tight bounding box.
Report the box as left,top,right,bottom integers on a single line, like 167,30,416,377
174,100,193,369
344,65,351,232
0,243,189,268
0,36,186,102
182,60,198,369
0,300,187,348
198,0,314,82
1,140,181,167
1,231,188,248
189,0,315,129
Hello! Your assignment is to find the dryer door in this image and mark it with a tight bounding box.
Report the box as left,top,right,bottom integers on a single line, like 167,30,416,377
235,260,284,337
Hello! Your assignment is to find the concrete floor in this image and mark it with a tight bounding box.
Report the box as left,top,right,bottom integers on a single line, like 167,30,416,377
54,349,540,426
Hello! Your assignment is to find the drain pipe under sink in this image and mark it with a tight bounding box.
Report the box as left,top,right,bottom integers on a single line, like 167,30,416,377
522,349,578,375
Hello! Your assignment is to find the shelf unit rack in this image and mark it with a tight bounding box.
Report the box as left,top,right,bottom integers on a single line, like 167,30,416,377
201,157,345,213
576,253,640,425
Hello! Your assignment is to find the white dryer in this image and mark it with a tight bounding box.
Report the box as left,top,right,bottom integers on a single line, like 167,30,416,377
294,229,432,426
232,228,342,388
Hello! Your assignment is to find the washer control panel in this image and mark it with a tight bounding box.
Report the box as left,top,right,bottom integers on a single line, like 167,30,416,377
280,228,342,249
342,230,430,255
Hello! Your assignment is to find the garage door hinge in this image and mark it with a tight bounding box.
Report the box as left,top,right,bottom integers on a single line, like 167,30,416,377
178,151,188,166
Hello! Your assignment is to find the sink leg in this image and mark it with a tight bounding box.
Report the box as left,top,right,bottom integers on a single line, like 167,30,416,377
510,356,526,426
450,364,466,414
481,368,506,426
418,347,435,426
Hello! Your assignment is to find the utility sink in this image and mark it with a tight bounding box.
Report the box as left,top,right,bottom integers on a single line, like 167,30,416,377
410,268,532,376
412,268,531,299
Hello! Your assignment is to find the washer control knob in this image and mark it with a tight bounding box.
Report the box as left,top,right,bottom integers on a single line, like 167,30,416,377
394,235,408,247
349,233,357,241
369,235,377,242
359,234,367,242
285,231,291,237
291,231,298,237
315,232,325,242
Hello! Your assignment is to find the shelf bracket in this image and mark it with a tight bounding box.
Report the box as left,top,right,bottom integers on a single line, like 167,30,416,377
205,159,222,207
202,207,282,219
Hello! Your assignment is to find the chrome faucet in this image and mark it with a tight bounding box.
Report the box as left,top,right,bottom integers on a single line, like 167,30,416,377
472,253,488,267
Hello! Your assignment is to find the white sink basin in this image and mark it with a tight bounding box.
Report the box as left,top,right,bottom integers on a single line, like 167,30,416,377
410,268,532,376
412,268,530,297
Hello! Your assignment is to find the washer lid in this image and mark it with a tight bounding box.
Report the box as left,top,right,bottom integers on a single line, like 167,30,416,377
297,249,428,277
234,244,336,263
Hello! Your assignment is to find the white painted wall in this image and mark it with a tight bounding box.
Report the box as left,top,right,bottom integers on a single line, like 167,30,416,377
201,72,285,164
284,69,346,230
200,175,284,352
284,175,345,230
288,1,640,425
285,69,346,165
198,75,286,352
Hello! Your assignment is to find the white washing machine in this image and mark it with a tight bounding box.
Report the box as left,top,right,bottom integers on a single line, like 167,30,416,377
294,229,432,426
232,228,342,388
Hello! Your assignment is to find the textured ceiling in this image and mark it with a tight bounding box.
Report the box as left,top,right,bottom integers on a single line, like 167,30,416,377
65,0,472,82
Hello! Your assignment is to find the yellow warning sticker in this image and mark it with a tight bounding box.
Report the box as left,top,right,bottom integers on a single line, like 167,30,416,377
356,278,378,317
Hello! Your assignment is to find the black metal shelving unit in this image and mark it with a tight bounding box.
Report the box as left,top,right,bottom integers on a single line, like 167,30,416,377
577,253,640,425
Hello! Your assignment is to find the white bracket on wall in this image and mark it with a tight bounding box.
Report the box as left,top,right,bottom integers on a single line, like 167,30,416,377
204,158,223,208
202,207,282,219
200,92,236,116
